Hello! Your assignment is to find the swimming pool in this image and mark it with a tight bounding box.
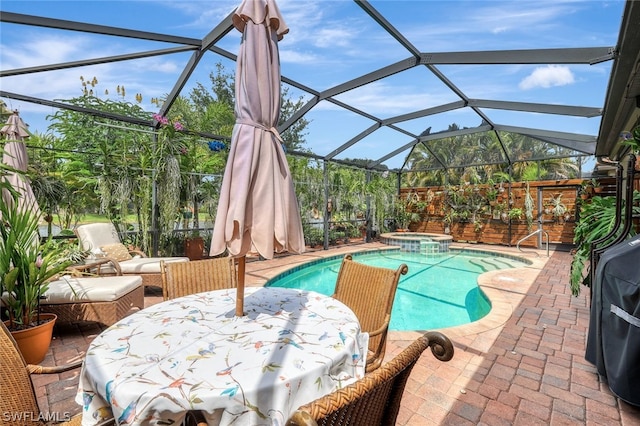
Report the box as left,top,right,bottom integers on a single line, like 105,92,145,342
265,250,530,330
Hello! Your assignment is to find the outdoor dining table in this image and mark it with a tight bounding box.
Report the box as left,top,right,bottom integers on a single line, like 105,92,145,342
75,286,368,425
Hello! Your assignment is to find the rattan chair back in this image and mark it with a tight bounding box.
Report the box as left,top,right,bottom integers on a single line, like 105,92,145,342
161,257,237,300
1,321,42,423
1,321,113,425
286,331,454,426
333,254,408,373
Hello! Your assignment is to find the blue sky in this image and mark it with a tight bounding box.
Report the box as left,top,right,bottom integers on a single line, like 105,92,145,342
0,0,627,170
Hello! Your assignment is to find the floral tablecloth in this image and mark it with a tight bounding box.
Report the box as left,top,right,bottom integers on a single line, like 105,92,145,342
76,287,368,425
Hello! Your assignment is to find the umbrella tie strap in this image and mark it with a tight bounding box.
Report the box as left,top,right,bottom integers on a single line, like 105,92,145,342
237,120,284,144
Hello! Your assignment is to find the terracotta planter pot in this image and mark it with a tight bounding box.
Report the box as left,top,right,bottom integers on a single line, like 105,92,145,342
5,313,57,364
184,237,204,260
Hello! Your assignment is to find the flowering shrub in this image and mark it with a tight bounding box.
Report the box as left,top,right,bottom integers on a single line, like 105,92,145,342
153,113,184,141
151,113,187,158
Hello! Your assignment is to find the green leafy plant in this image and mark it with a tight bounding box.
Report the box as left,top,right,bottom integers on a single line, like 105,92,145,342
508,207,523,220
393,196,421,230
485,187,498,202
578,180,592,199
620,125,640,153
1,198,73,330
570,191,640,296
444,184,484,224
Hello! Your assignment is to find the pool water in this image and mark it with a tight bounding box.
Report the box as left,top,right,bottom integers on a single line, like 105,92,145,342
266,250,529,331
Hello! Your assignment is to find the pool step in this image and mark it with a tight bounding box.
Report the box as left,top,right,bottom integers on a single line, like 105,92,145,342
420,240,440,257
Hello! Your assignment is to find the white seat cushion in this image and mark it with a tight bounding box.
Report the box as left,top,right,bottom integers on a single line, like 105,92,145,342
42,275,143,304
117,257,189,274
76,223,121,251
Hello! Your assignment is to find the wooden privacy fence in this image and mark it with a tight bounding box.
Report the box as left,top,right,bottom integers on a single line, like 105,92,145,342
398,179,614,249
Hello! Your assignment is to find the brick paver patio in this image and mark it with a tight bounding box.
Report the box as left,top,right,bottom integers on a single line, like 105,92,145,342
32,243,640,425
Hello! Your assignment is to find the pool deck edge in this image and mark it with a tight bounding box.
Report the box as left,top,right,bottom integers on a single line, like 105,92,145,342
388,243,549,343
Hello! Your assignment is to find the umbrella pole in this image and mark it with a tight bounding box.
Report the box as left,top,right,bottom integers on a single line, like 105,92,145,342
236,255,246,316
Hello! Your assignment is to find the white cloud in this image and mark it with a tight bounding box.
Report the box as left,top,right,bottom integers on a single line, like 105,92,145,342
519,65,575,90
2,36,90,69
279,49,318,64
331,81,452,116
491,27,509,34
313,27,354,48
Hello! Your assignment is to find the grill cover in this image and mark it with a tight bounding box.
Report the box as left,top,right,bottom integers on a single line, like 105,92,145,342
585,234,640,406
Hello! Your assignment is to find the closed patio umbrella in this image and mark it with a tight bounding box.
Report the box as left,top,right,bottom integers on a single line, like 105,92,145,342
1,111,40,217
210,0,305,316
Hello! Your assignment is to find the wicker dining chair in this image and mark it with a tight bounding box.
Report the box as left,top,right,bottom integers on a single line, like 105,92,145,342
0,321,115,426
286,331,454,426
332,254,408,373
160,257,237,300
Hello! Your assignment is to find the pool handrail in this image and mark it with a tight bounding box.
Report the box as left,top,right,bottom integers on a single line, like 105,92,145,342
516,227,549,257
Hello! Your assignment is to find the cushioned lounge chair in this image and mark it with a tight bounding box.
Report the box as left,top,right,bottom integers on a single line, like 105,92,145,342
40,275,144,326
286,331,454,426
75,223,189,288
332,254,408,373
1,321,115,426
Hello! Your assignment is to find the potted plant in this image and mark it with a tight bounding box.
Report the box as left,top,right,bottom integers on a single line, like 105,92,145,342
492,201,506,220
508,207,523,221
590,178,603,194
0,195,73,364
486,187,498,205
578,181,591,200
184,230,204,260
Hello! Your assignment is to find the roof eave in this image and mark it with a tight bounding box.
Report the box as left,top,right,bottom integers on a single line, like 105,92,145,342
596,0,640,161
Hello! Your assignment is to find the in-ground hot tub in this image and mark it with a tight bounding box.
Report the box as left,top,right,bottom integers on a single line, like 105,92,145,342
379,232,453,253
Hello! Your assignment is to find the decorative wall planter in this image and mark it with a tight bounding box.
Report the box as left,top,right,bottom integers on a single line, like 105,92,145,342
401,179,582,247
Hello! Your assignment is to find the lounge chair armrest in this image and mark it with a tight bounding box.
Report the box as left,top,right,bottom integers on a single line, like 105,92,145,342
66,257,123,276
129,249,147,258
102,257,123,275
27,359,83,374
